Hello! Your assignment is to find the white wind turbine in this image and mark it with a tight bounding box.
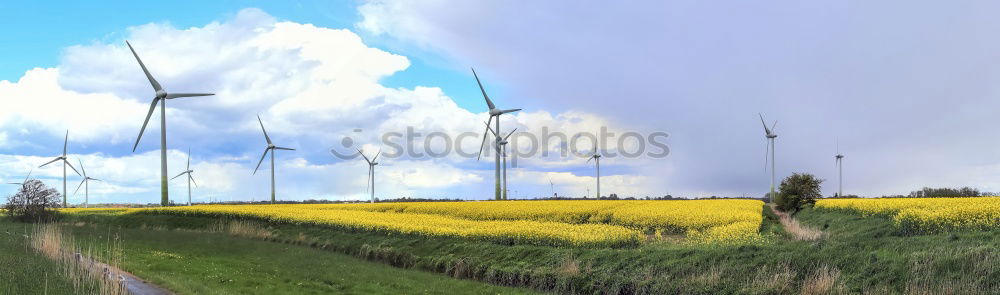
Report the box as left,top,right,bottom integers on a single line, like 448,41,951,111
472,68,521,200
484,122,517,200
6,168,33,189
759,113,778,203
74,160,101,208
549,178,556,198
126,41,214,206
39,130,80,207
357,149,381,203
587,142,602,199
171,148,198,206
835,142,844,197
253,115,295,204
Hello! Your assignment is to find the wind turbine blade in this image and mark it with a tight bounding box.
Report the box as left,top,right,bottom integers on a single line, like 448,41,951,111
372,151,381,162
587,155,594,163
758,113,771,134
500,108,522,115
189,174,198,187
7,183,21,185
257,115,272,145
764,140,770,172
503,128,518,141
187,148,191,170
477,127,491,161
171,171,187,180
63,130,68,156
133,98,160,152
125,41,163,92
91,178,102,182
366,167,372,193
274,147,295,151
64,160,81,176
165,93,214,99
74,179,85,195
471,68,496,110
771,121,778,132
357,148,371,164
484,121,499,137
39,157,60,168
77,159,86,177
23,168,32,184
252,148,269,175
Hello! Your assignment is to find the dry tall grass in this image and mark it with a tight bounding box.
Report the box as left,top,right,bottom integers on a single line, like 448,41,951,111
800,265,845,295
29,224,127,295
770,205,826,241
212,219,273,239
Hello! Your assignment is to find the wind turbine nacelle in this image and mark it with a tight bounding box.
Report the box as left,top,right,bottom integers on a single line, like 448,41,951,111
156,90,168,99
766,134,777,139
489,109,503,116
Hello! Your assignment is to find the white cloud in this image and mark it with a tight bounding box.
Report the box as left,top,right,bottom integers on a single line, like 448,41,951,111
0,8,657,203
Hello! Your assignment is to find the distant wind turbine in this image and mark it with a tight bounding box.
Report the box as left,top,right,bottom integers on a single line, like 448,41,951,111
39,130,80,207
549,178,555,198
126,41,214,206
253,115,295,204
835,142,844,197
74,160,101,208
587,142,602,199
7,168,33,188
759,113,778,203
484,122,517,200
358,149,381,203
171,148,198,206
472,68,521,200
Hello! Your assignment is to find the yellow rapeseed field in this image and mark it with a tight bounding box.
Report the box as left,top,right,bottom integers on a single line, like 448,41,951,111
815,197,1000,233
61,199,765,246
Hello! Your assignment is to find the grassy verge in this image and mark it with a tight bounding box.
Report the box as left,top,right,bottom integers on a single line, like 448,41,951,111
56,220,536,294
61,207,999,294
0,218,97,294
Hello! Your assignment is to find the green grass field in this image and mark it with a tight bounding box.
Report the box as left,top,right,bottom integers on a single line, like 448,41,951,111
7,205,998,294
0,220,84,294
0,217,534,294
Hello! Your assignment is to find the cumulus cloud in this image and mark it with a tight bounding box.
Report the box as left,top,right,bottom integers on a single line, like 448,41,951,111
0,8,654,203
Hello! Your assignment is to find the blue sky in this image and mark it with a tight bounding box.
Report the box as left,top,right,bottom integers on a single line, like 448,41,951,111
4,1,1000,204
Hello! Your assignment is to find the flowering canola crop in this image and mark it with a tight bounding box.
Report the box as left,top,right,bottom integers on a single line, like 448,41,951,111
815,197,1000,233
62,199,765,246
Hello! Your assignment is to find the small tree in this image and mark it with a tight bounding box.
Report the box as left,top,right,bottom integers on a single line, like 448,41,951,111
4,179,61,222
775,173,823,214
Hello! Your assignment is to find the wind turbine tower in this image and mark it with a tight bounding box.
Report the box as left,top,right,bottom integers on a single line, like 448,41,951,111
126,41,214,206
74,160,101,208
171,148,198,205
39,131,80,207
472,68,521,200
358,149,381,203
759,114,778,203
253,115,295,204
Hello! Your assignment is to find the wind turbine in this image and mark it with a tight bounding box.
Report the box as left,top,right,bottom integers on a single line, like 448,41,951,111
171,148,198,206
126,41,214,206
759,113,778,203
472,68,521,200
549,178,555,198
39,130,80,207
253,115,295,204
7,168,33,188
74,160,101,208
484,122,517,200
357,149,381,203
587,142,602,199
835,142,844,197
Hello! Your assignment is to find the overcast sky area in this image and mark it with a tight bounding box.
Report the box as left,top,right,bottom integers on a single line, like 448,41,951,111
2,1,1000,204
